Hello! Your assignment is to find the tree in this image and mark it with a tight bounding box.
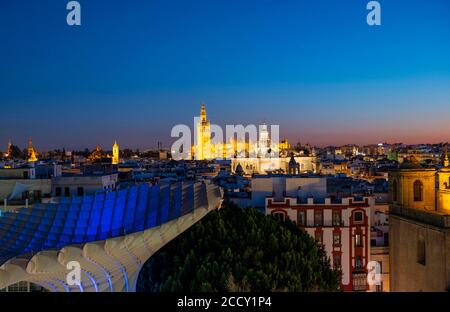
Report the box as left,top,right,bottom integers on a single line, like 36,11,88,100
137,202,340,292
9,145,24,159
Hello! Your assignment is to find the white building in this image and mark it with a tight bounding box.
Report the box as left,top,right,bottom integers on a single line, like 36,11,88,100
51,173,118,197
250,175,327,208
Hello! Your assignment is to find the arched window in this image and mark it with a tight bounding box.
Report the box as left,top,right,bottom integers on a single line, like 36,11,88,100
413,180,423,202
392,180,398,202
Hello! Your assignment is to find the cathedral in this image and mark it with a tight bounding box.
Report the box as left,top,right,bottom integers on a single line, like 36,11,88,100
192,102,317,174
27,137,38,162
87,141,120,164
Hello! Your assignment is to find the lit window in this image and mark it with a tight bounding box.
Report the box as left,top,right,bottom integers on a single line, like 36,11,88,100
333,233,341,246
297,210,306,226
413,180,423,202
332,211,341,226
355,234,363,247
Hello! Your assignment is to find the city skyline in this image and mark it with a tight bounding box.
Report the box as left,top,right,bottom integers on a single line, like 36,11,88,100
1,0,450,149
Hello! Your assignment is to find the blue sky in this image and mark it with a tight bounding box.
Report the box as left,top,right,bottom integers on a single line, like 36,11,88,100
0,0,449,150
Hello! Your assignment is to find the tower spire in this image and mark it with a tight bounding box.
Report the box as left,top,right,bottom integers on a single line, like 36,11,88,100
200,100,206,122
27,137,38,162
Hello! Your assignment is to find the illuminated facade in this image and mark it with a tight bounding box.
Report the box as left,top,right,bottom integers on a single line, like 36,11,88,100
389,154,450,291
88,145,104,162
195,101,212,160
279,139,291,152
5,140,12,158
112,141,119,165
27,138,38,163
193,102,280,162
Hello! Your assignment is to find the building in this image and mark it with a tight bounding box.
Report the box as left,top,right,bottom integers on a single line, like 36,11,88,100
0,166,53,210
112,141,119,165
369,202,390,292
266,194,373,291
193,102,280,161
50,173,118,197
251,175,327,209
231,155,317,175
389,154,450,291
195,101,212,160
27,138,38,162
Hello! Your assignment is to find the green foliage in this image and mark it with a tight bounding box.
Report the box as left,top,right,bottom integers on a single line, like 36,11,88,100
9,145,24,159
137,202,341,292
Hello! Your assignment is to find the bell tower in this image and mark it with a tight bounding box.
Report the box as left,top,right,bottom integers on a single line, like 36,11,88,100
438,145,450,213
112,141,119,165
27,137,38,162
195,101,211,160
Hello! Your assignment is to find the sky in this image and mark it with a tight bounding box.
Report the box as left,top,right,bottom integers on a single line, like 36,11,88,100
0,0,449,150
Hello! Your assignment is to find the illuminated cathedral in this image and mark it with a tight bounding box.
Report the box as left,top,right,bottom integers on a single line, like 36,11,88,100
192,102,317,174
193,101,279,161
88,141,120,164
27,137,38,162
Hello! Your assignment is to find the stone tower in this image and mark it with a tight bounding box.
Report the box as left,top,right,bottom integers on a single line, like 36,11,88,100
112,141,119,165
195,101,211,160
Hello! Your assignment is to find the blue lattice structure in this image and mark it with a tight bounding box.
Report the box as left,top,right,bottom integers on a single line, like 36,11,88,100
0,181,222,291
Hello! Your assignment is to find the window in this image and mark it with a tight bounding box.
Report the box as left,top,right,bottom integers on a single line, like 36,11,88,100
355,256,362,269
413,180,423,202
55,187,62,197
352,273,367,291
417,234,426,265
332,211,341,226
64,187,70,197
392,180,398,202
355,234,363,247
33,190,41,200
7,281,29,292
314,210,323,226
333,255,341,269
315,232,323,245
354,211,363,223
333,233,341,246
77,187,84,197
297,210,306,226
